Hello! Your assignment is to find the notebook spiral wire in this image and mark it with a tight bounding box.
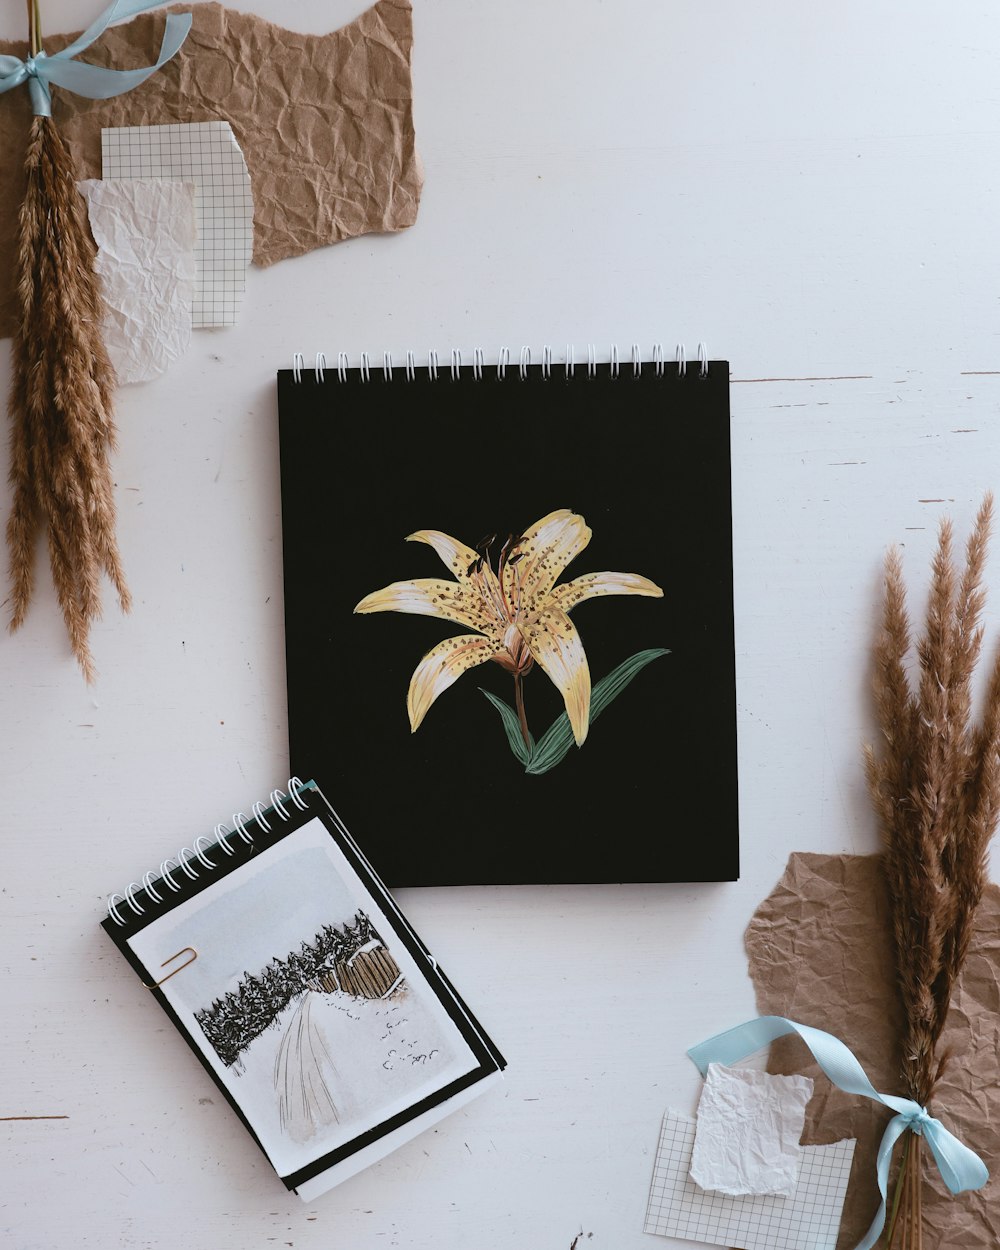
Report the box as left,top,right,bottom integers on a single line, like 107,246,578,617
106,777,311,925
291,343,710,385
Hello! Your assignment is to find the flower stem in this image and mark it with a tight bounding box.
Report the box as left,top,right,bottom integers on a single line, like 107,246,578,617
514,672,531,749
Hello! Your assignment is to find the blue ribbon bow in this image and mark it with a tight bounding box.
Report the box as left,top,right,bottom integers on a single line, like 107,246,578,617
0,0,191,117
688,1016,988,1250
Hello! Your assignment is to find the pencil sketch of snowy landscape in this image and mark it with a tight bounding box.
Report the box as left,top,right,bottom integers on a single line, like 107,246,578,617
193,911,457,1144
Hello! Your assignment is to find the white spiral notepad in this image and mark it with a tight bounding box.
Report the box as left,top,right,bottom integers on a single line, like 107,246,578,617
102,778,505,1200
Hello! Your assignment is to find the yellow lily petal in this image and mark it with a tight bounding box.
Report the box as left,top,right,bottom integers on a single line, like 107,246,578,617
406,529,480,582
508,509,592,602
354,578,493,632
407,634,503,731
407,528,509,623
517,607,591,745
549,571,664,613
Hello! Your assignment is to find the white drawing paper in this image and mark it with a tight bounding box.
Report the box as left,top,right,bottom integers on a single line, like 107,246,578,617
78,178,196,384
102,121,253,328
690,1062,814,1198
644,1111,855,1250
126,818,478,1181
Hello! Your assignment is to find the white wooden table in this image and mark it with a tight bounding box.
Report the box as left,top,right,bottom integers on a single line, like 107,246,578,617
3,3,1000,1247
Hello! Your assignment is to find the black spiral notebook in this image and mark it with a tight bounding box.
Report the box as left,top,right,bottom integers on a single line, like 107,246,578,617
101,779,505,1200
277,347,738,886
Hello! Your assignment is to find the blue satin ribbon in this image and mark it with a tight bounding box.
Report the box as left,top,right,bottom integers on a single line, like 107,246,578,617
0,1,191,117
688,1016,988,1250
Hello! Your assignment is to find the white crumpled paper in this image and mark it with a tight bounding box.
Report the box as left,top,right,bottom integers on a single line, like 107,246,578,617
690,1062,814,1198
79,179,196,385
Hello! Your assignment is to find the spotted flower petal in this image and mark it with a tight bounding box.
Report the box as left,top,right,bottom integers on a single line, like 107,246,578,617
507,509,592,602
549,571,664,613
517,606,591,745
407,634,502,731
408,527,508,620
354,579,490,632
406,529,480,582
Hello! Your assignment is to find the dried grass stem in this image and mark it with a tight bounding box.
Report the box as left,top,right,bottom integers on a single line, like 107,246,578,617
6,114,130,680
866,495,1000,1244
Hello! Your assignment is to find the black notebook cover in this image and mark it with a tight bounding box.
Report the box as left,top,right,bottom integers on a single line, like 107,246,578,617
277,354,738,886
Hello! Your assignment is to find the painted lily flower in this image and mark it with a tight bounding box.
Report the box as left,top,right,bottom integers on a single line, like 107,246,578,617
354,509,663,747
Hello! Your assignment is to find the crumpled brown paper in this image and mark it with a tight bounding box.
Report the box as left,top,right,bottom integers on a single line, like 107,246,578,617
0,0,421,339
746,852,1000,1250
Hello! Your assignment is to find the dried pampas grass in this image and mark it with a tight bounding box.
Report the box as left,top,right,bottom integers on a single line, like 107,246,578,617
6,111,130,683
865,493,1000,1247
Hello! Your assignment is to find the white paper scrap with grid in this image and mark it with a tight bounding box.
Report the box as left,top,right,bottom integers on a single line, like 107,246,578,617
644,1112,855,1250
102,122,254,328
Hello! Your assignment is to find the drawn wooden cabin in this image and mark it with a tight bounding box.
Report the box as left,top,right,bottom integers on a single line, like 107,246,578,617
308,939,403,999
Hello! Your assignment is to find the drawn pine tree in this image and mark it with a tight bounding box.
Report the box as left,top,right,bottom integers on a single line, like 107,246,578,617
194,910,382,1067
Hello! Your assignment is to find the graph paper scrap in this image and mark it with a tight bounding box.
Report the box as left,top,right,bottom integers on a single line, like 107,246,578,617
102,122,254,328
644,1111,855,1250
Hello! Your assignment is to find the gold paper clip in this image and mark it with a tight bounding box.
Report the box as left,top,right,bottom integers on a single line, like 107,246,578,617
143,947,198,989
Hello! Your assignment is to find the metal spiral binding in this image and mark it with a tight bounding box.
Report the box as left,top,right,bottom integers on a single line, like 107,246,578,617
290,344,710,383
106,777,311,926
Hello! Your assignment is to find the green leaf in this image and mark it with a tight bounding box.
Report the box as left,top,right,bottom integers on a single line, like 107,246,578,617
522,709,575,776
590,647,670,720
524,647,670,776
479,688,534,765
